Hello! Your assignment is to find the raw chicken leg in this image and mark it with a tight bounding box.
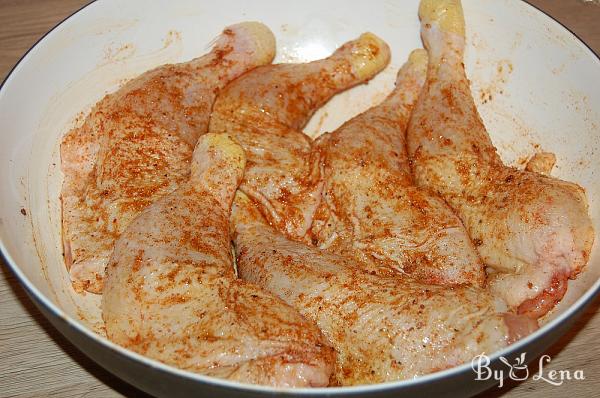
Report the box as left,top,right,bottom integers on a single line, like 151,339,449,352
61,22,276,293
102,134,334,387
209,33,391,240
232,194,536,385
311,49,484,286
407,0,594,317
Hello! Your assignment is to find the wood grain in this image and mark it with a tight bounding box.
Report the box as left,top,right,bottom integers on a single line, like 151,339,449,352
0,1,598,397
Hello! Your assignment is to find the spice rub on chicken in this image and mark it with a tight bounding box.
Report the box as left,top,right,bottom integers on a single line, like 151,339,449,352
61,22,276,293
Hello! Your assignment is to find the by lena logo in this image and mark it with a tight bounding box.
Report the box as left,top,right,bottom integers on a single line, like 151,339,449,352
471,352,585,388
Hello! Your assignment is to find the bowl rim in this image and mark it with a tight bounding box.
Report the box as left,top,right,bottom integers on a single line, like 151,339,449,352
1,0,600,394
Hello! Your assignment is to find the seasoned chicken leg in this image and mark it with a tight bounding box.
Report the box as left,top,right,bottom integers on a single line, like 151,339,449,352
311,49,484,286
61,22,276,292
102,134,334,387
232,194,536,385
407,0,594,317
209,33,391,239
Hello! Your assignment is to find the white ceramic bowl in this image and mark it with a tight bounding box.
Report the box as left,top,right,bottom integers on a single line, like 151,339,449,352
1,0,599,396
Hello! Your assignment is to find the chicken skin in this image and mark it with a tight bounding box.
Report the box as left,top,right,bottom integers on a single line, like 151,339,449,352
311,49,484,286
407,0,594,317
209,33,391,240
61,22,276,293
102,134,334,387
232,193,536,386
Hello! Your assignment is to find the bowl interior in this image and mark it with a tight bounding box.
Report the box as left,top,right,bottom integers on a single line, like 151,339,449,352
1,0,599,389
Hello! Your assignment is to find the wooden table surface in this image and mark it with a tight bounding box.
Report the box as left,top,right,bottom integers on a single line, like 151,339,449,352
0,1,599,397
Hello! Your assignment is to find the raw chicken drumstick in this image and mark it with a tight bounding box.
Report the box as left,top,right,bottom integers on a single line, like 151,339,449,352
311,49,484,286
209,33,390,240
61,22,276,293
407,0,594,317
102,134,334,387
232,193,537,386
